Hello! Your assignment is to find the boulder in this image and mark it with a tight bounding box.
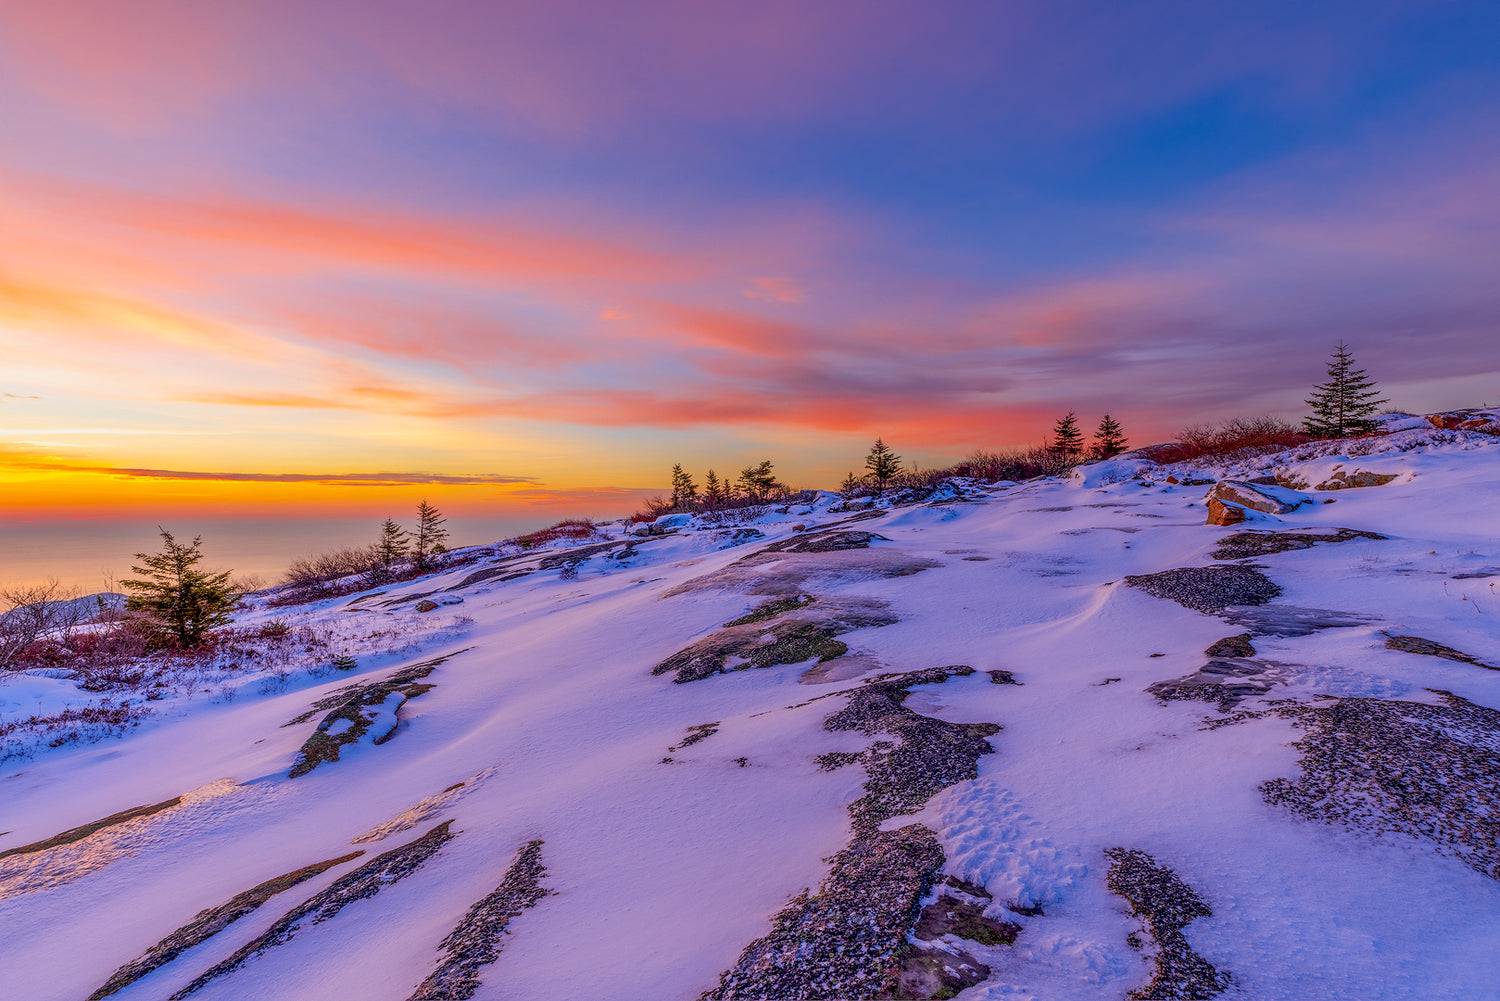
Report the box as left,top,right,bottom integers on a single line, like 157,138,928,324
1206,498,1246,526
1314,468,1397,490
414,599,439,613
1208,480,1310,516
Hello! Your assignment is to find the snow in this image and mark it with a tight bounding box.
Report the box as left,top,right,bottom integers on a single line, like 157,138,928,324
2,424,1499,1000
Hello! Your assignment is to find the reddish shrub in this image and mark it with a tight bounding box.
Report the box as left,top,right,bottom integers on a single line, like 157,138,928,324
1146,416,1308,464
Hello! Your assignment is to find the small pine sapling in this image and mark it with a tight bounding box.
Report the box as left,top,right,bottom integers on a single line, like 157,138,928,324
412,500,449,572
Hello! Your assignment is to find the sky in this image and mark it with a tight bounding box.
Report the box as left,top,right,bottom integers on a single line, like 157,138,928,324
2,1,1499,551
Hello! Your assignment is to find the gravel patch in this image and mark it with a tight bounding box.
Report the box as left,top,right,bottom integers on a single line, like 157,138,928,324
1123,566,1281,615
406,840,550,1000
1262,692,1500,880
89,852,364,1000
172,821,455,998
1105,848,1231,1000
702,667,1002,999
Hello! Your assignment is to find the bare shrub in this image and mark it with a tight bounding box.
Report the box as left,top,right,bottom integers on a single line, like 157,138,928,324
0,580,88,670
510,519,602,550
947,445,1081,482
281,546,380,590
1145,416,1308,464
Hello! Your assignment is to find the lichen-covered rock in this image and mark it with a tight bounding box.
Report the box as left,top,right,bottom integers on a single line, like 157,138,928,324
1124,566,1281,615
1106,848,1231,1000
1207,480,1310,516
1314,468,1398,490
1205,498,1246,526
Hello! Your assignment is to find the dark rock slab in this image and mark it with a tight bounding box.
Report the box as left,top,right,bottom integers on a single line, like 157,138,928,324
1385,635,1499,671
1219,605,1375,637
758,530,888,555
1210,527,1386,561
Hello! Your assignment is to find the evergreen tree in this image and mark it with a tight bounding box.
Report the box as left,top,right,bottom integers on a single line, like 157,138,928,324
1091,414,1128,459
702,469,725,507
737,460,778,501
412,500,448,571
371,518,408,582
1304,342,1387,437
864,438,902,495
670,464,697,510
839,470,863,499
123,529,234,647
1050,411,1085,457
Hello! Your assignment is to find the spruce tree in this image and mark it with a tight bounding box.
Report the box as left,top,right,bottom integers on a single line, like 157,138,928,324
1304,342,1386,437
123,529,234,647
1092,414,1128,459
670,464,697,510
371,518,408,583
703,469,725,507
412,500,448,571
864,438,902,495
1050,411,1085,457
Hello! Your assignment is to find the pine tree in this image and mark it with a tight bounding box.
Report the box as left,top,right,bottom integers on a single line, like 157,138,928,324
1050,411,1084,457
123,529,234,647
412,500,448,572
1091,414,1128,459
670,464,697,510
1304,342,1387,437
703,469,725,507
371,518,408,583
864,438,902,495
737,460,778,502
839,470,863,499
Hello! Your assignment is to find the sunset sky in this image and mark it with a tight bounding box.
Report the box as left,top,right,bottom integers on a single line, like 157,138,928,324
3,1,1499,532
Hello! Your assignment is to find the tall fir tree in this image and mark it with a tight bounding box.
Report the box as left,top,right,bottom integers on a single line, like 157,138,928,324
1304,342,1386,437
1091,414,1128,459
670,464,697,510
412,499,449,571
123,529,234,647
702,469,725,507
371,518,408,583
1050,411,1085,457
864,438,902,494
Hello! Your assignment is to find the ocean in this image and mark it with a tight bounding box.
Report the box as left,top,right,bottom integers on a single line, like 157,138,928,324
0,513,569,594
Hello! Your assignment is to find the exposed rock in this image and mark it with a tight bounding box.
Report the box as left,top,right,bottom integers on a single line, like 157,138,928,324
1262,692,1500,880
414,599,440,613
654,598,897,684
1204,634,1255,658
173,822,456,999
892,882,1020,999
1124,566,1281,615
407,840,551,1001
1314,468,1398,490
1384,635,1498,671
90,852,364,1000
723,593,817,627
1210,528,1386,561
1204,498,1245,526
285,653,458,777
1148,658,1273,710
759,530,888,555
703,667,1003,999
1207,480,1310,516
0,795,182,862
1105,848,1231,1000
1219,604,1376,637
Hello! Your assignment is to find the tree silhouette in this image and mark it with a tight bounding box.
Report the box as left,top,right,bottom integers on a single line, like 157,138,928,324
1092,414,1128,459
864,438,902,495
412,500,448,571
1050,411,1085,457
1304,342,1386,437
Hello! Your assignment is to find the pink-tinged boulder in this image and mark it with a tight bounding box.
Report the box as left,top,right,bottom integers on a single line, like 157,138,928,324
1206,498,1247,526
1314,468,1397,490
1208,480,1310,516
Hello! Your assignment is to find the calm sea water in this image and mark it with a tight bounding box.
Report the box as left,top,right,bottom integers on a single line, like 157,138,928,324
0,514,573,593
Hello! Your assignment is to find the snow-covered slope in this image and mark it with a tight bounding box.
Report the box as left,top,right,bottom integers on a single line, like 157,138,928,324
3,425,1500,1001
